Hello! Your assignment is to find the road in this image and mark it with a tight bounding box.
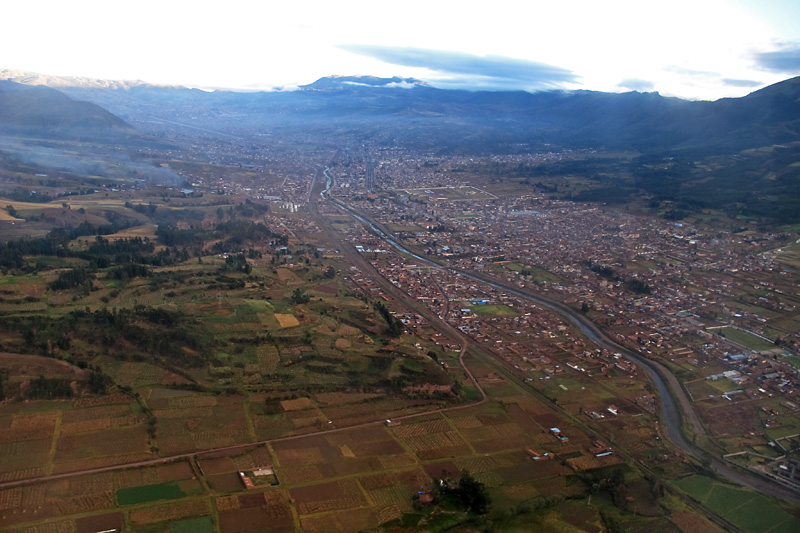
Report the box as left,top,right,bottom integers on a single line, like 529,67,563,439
308,164,486,403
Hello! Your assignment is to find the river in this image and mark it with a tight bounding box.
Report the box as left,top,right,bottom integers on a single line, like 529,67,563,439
324,183,800,503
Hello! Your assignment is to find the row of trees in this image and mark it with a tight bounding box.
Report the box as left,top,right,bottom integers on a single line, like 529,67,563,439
7,305,208,368
374,301,404,337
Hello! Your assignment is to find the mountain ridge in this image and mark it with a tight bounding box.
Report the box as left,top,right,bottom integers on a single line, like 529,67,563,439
4,70,800,155
1,71,798,223
1,69,171,90
0,79,139,143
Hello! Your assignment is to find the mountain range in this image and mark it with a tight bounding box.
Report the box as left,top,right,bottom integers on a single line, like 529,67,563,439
3,69,799,153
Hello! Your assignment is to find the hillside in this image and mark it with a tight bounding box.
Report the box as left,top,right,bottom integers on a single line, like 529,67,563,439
0,80,136,142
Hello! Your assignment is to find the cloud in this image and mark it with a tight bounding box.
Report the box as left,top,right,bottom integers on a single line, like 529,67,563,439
383,81,418,89
617,78,655,91
751,43,800,74
663,65,719,78
338,45,578,90
721,78,763,88
342,80,417,89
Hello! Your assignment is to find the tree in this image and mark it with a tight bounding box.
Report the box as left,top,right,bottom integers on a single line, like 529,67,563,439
290,288,310,304
453,470,491,514
374,300,403,337
28,375,73,399
88,368,112,394
609,467,625,488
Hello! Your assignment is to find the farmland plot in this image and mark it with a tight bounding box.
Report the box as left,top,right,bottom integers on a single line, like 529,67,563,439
54,425,149,463
398,429,471,460
291,479,366,515
75,512,124,533
129,498,209,525
301,508,383,533
0,439,51,474
217,491,293,533
256,344,280,374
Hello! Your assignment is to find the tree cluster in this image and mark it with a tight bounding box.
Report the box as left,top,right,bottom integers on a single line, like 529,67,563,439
450,471,491,514
374,301,404,337
28,375,73,399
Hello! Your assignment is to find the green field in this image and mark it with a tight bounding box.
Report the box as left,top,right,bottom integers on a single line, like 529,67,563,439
462,385,483,402
171,516,214,533
718,326,776,351
706,378,741,393
783,354,800,370
470,304,518,316
765,416,800,440
117,482,187,505
673,474,713,500
674,475,799,532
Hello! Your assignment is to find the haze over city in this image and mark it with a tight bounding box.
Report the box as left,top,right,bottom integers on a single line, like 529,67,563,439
4,0,800,99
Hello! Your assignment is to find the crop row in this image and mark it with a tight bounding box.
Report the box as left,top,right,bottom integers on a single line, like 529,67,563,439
402,431,467,452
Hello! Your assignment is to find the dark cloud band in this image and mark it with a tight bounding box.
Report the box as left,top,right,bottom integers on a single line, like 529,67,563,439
752,44,800,74
338,45,578,90
721,78,763,88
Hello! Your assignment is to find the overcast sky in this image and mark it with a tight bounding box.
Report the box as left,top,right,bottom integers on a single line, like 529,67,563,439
4,0,800,100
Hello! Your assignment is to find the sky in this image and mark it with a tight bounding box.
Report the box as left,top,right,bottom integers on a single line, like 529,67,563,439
3,0,800,100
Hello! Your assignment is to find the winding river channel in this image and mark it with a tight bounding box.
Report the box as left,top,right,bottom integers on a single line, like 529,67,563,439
321,167,800,503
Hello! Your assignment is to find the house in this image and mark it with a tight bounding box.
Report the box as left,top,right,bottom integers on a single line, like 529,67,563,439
525,448,552,460
589,438,613,457
238,471,255,490
417,492,434,505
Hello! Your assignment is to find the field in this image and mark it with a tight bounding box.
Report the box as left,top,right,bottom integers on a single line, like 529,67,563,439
717,326,777,352
117,482,189,505
274,313,300,328
216,491,295,532
674,475,799,533
497,263,567,284
172,516,214,533
0,457,205,530
0,204,461,403
397,186,496,201
1,333,795,533
776,241,800,267
470,303,518,316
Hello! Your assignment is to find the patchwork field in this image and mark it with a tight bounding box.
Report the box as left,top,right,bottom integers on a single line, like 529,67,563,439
674,475,799,533
1,343,797,533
